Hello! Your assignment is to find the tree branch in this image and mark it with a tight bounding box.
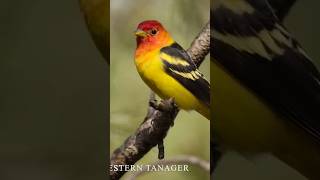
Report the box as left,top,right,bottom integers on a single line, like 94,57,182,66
187,22,210,67
110,21,210,180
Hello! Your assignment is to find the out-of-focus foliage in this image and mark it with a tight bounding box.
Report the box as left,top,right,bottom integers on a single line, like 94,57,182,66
110,0,210,179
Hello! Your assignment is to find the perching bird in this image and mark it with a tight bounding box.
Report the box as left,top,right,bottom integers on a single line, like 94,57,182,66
134,20,210,119
212,0,320,179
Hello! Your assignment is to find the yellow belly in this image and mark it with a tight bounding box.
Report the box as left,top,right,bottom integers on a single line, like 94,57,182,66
211,60,285,152
211,60,320,179
135,52,200,111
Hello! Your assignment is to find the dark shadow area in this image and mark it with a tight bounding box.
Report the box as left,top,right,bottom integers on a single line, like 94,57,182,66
0,1,108,180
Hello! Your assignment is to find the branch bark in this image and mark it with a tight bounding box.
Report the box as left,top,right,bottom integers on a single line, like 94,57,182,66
187,22,210,67
110,21,210,180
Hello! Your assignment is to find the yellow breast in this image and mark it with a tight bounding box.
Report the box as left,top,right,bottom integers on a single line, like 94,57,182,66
211,60,320,179
211,60,319,153
135,50,201,111
211,60,281,152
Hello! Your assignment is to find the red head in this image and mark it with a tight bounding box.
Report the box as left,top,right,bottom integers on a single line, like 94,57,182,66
135,20,174,56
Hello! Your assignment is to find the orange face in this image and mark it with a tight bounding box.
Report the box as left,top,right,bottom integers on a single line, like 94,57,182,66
134,20,173,56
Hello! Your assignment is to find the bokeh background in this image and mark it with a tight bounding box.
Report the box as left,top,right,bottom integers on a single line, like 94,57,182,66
110,0,210,179
0,1,108,180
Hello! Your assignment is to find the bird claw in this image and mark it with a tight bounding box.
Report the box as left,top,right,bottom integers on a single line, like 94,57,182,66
157,97,176,112
149,97,174,112
149,96,178,121
149,99,158,109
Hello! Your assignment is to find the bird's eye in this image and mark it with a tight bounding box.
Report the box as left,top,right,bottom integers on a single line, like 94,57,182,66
150,28,158,35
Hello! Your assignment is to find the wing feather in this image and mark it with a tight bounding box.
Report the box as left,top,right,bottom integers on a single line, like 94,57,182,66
212,0,320,142
160,43,210,107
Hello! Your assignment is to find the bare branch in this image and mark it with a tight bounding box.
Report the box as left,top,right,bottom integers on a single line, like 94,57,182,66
187,21,210,67
110,97,179,179
110,21,210,180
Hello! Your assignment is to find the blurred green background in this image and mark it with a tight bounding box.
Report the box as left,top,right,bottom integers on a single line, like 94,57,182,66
0,1,107,180
110,0,210,179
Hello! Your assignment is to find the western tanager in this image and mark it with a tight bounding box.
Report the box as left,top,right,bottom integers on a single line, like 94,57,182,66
212,0,320,179
134,20,210,119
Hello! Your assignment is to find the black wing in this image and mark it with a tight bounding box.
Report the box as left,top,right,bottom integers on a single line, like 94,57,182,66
212,0,320,142
160,43,210,107
267,0,296,21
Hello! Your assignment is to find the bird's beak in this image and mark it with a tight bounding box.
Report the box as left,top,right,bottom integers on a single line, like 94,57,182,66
134,29,147,37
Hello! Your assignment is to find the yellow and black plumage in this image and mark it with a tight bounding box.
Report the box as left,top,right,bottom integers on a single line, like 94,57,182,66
134,20,210,119
212,0,320,179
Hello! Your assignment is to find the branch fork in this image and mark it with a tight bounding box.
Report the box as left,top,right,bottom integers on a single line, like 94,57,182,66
110,21,210,180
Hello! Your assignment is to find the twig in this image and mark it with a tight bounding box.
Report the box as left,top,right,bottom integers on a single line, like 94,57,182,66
110,21,210,180
127,155,210,180
187,21,210,67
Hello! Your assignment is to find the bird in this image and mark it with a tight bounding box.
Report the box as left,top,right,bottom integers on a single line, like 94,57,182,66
134,20,210,119
211,0,320,179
